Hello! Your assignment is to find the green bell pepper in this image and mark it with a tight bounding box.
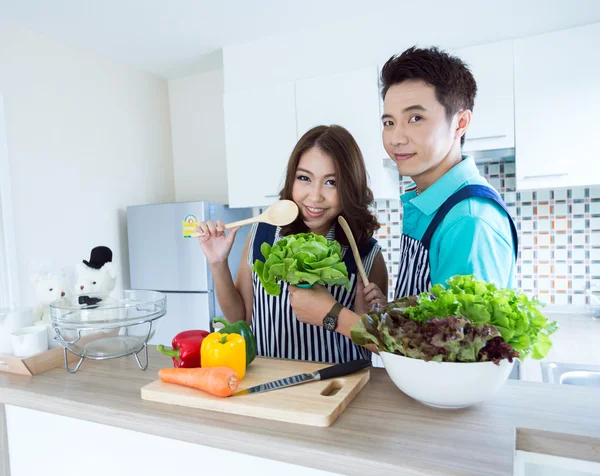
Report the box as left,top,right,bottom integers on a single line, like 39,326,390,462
212,317,257,366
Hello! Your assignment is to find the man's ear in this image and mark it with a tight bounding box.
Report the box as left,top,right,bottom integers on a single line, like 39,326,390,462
455,109,472,143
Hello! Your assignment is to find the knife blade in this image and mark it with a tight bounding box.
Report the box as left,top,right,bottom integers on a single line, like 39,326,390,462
230,358,371,396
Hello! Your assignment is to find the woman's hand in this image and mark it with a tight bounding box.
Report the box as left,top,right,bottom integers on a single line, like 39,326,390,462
289,285,336,327
354,280,387,315
196,220,239,266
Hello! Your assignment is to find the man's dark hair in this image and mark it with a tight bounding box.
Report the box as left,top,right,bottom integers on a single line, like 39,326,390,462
381,46,477,146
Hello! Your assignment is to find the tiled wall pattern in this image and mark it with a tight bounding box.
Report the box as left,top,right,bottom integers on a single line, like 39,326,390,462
374,161,598,306
373,200,402,299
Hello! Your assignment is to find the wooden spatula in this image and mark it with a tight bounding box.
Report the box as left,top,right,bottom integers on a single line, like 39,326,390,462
192,200,299,237
337,216,369,287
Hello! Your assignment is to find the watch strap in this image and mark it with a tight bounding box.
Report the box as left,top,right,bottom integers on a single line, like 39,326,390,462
327,301,344,319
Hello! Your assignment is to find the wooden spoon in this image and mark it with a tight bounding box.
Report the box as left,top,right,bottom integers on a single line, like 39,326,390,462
337,216,369,287
191,200,299,237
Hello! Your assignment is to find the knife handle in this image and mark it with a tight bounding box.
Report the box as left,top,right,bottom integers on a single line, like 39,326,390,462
317,359,372,381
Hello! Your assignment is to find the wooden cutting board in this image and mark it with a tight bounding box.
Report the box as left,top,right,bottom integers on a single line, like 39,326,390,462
141,357,370,427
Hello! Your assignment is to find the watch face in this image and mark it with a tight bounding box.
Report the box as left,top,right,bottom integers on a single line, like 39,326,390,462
323,315,337,332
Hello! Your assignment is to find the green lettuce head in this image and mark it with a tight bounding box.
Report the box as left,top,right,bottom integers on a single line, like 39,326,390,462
252,233,350,296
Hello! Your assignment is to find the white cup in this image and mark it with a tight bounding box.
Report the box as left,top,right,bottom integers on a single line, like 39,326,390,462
34,320,62,349
11,326,49,357
0,307,34,354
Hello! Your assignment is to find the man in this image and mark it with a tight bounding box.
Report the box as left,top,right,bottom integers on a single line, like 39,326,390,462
289,46,517,335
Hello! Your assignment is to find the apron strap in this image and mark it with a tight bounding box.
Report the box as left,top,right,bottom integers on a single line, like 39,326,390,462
420,184,519,261
252,223,277,263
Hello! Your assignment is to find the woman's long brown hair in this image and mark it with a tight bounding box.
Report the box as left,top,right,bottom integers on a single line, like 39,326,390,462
279,125,379,248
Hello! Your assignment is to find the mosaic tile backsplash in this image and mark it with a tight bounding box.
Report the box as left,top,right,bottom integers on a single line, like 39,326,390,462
374,160,599,307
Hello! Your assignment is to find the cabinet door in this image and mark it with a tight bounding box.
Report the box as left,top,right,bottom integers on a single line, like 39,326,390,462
515,22,600,190
224,83,297,207
514,450,600,476
6,406,338,476
295,67,399,200
456,40,515,152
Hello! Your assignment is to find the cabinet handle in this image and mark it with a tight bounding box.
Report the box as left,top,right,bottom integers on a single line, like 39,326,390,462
522,173,569,180
265,193,280,198
465,134,507,141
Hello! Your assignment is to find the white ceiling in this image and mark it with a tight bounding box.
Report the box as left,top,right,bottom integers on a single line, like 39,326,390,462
1,0,600,79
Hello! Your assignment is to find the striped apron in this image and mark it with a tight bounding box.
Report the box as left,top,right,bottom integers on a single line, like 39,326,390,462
249,223,381,363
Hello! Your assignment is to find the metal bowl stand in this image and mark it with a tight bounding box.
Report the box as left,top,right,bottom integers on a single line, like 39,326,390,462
53,320,155,373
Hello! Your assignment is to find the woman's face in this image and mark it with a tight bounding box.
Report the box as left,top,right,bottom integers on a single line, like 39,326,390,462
291,147,342,236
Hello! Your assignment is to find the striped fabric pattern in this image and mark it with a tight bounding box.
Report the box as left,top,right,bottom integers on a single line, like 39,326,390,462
394,234,431,299
249,225,380,363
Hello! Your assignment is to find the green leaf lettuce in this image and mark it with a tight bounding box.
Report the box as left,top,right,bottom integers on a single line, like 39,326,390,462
401,275,558,360
252,233,350,296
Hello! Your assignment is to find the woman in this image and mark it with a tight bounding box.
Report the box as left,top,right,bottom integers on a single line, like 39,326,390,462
196,125,387,363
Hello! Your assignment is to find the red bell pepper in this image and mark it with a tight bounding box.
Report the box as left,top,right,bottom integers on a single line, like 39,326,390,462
157,330,209,368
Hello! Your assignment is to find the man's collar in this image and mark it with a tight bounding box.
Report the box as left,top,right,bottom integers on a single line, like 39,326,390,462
405,155,479,215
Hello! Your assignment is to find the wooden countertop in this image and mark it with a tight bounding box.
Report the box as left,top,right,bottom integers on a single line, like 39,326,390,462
0,348,599,476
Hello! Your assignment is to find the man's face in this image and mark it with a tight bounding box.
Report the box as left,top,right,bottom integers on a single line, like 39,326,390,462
382,80,460,180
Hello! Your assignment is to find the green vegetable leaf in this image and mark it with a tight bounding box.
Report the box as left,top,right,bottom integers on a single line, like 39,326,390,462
252,233,350,296
350,311,518,364
260,242,272,260
390,275,557,360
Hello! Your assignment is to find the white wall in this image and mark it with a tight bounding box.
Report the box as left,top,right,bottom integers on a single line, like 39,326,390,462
168,67,228,204
0,20,175,306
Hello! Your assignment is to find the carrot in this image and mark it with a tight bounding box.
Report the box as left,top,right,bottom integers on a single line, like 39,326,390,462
158,366,239,397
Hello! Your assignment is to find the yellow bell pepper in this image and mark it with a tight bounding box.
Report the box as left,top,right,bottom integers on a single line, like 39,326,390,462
200,332,246,379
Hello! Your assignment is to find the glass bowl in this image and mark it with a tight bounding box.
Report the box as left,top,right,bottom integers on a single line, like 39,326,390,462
50,290,166,362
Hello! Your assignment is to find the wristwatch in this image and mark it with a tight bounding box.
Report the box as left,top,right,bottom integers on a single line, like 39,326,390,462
323,302,344,331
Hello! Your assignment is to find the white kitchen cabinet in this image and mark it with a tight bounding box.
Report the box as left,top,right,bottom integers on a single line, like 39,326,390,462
514,22,600,190
5,406,336,476
514,450,600,476
455,40,515,152
168,70,230,204
295,66,399,199
224,83,297,208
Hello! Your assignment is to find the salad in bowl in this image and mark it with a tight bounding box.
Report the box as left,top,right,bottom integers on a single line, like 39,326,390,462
351,275,558,408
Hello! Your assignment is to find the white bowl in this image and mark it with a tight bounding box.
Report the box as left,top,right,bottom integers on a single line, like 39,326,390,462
380,351,515,409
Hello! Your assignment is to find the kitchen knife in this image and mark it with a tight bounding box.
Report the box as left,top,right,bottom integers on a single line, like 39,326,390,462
230,358,371,396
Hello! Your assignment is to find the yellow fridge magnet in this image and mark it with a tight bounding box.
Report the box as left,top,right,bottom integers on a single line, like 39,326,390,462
183,214,199,238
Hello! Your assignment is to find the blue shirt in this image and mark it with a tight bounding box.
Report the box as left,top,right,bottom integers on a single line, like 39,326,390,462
401,156,516,288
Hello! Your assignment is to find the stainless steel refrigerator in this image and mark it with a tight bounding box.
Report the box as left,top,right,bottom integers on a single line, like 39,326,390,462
126,201,253,346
